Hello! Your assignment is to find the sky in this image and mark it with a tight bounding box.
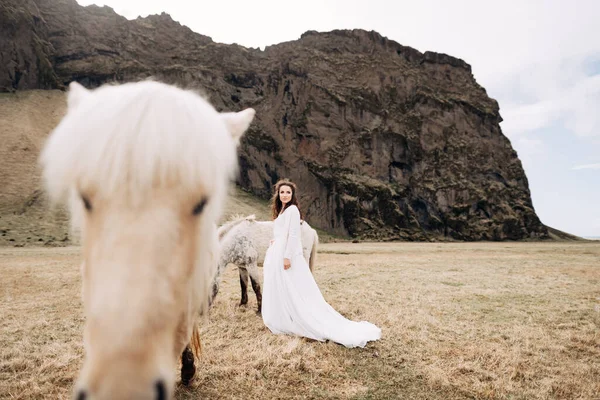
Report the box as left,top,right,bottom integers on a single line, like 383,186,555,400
77,0,600,237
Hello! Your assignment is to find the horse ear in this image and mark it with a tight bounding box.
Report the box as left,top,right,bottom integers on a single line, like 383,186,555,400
221,108,255,144
67,81,90,110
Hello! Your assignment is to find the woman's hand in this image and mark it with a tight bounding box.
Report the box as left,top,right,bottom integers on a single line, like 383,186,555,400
283,258,291,270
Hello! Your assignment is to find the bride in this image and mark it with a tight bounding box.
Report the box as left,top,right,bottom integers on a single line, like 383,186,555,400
261,179,381,348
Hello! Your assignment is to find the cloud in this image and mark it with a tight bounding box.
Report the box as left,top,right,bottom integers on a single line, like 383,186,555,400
516,138,544,156
500,99,562,136
499,59,600,138
512,137,547,172
572,163,600,170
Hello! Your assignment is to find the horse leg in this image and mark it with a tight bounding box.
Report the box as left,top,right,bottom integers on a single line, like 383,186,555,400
180,325,201,386
180,345,195,386
248,261,262,314
239,266,249,306
209,279,219,307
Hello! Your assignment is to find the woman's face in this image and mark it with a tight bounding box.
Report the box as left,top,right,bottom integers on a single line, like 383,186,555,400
279,185,293,205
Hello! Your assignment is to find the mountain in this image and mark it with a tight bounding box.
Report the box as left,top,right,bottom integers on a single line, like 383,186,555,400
0,0,552,241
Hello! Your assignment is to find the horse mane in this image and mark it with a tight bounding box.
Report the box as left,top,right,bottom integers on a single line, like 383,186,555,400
218,214,256,240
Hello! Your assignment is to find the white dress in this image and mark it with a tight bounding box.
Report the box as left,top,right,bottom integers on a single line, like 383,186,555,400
262,205,381,348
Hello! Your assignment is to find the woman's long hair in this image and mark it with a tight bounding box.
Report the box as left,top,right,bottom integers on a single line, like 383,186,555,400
270,179,302,220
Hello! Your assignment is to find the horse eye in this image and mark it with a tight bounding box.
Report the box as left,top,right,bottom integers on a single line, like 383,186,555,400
81,195,92,212
192,198,208,216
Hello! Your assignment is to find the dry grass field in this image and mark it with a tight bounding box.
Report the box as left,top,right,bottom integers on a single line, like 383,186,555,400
1,242,599,400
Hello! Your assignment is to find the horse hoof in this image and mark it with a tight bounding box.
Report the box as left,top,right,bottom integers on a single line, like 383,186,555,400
181,347,196,386
180,366,195,386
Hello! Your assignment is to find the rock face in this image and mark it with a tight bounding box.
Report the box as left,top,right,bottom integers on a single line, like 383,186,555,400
0,0,549,240
0,0,59,91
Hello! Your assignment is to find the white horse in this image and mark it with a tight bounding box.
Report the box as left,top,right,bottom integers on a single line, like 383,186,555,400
211,215,319,313
39,80,255,400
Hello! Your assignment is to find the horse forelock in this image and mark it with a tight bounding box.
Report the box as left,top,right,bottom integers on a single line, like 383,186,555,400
40,81,237,215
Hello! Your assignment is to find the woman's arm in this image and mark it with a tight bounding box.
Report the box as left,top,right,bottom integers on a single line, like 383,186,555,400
283,206,301,269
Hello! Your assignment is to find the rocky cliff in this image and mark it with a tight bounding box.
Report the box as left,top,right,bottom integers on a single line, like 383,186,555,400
0,0,549,240
0,0,59,91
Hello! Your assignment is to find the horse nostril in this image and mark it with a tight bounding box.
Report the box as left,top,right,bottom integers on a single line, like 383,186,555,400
76,390,87,400
155,380,166,400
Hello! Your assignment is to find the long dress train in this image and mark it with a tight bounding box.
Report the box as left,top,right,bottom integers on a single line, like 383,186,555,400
262,205,381,348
